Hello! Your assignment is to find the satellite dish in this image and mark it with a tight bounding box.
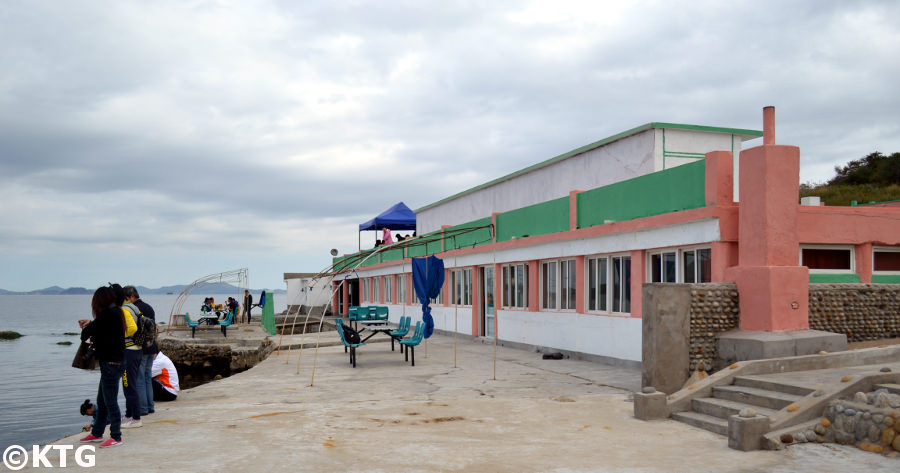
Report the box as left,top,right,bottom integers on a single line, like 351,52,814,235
330,248,339,256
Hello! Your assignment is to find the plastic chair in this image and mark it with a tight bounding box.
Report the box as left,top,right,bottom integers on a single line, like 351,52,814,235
334,318,365,367
185,312,200,338
389,316,411,352
374,306,389,321
399,321,425,366
219,310,236,337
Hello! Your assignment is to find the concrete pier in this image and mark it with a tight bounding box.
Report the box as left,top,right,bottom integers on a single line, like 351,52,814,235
47,333,898,472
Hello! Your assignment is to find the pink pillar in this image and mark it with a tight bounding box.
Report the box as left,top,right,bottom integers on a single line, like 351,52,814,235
629,250,645,318
332,283,340,316
528,260,540,311
341,280,349,315
705,151,734,206
856,242,873,283
725,107,809,331
569,190,583,231
710,241,738,282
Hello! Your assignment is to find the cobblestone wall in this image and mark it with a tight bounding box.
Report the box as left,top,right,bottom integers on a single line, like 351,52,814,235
689,283,740,372
809,284,900,343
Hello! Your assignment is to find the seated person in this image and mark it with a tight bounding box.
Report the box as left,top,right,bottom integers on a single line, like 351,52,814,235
227,297,239,314
201,298,212,313
79,399,97,432
151,351,180,402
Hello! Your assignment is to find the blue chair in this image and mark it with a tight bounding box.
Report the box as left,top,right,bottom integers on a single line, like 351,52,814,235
399,321,425,366
389,316,411,352
334,318,365,368
219,310,236,337
374,306,389,321
185,312,200,338
348,306,361,321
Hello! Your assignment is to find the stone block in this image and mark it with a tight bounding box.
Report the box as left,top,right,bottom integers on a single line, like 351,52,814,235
642,284,692,394
633,391,668,420
717,329,847,366
728,414,769,451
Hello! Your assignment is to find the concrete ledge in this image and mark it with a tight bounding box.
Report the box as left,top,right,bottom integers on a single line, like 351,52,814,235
728,414,769,451
717,329,847,368
634,389,668,420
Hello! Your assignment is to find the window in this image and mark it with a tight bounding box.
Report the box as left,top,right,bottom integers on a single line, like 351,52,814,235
502,263,528,308
649,251,677,283
398,274,408,304
587,257,608,312
384,276,393,303
874,247,900,273
361,278,369,303
373,276,381,302
451,268,472,305
683,248,712,283
541,259,576,310
612,255,631,313
801,246,853,272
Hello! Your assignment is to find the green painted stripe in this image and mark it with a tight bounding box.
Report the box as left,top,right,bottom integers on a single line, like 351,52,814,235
576,160,706,228
415,122,761,213
873,274,900,284
496,197,569,242
809,273,862,283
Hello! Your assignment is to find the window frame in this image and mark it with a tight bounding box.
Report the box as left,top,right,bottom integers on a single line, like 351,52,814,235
501,263,528,309
540,258,576,311
586,256,609,313
681,246,712,283
873,246,900,274
611,254,631,315
800,244,855,274
451,268,473,306
383,275,393,303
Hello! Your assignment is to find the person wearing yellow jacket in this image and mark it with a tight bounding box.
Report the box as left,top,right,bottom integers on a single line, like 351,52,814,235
110,284,144,429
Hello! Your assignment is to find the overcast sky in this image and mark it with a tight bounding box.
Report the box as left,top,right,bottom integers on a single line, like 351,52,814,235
1,0,898,293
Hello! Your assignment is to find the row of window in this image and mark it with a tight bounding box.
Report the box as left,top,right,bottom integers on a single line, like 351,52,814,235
357,246,900,312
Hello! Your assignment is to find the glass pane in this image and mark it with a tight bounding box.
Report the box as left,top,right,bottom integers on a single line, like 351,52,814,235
874,251,900,271
565,260,576,309
502,267,510,307
623,257,631,313
613,259,621,312
802,248,851,270
516,264,525,308
599,258,608,311
699,249,712,282
683,251,696,283
588,259,597,311
651,254,661,282
663,252,676,282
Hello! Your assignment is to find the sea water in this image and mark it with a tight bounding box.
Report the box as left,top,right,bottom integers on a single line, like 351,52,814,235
0,293,286,450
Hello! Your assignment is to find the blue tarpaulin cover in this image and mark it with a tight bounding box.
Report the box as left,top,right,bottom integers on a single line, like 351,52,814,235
359,202,417,231
412,255,444,338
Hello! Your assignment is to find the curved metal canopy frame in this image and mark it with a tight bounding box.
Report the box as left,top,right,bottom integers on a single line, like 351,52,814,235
166,268,249,332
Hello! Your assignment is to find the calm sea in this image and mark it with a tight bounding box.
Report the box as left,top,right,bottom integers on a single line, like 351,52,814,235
0,293,286,450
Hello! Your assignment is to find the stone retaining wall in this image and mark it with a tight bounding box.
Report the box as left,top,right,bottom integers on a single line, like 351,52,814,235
809,284,900,343
689,283,740,372
158,338,274,388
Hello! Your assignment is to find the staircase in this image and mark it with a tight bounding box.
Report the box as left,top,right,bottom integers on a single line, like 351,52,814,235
671,376,814,435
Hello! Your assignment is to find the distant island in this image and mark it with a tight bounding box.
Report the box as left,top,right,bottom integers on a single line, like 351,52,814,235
0,283,285,296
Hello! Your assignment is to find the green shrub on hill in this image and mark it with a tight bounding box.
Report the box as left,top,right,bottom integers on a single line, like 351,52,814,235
801,151,900,206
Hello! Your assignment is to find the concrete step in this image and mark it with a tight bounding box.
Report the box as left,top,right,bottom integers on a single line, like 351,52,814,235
732,376,815,396
691,397,777,420
712,385,802,410
671,411,729,436
875,383,900,395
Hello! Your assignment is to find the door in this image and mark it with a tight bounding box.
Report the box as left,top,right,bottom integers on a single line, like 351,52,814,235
482,266,495,337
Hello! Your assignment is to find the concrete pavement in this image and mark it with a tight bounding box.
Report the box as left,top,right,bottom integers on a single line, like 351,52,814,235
42,332,899,472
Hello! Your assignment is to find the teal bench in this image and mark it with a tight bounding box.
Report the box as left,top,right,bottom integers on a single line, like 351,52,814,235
335,317,365,367
389,316,411,352
185,312,200,338
373,306,389,321
399,321,425,366
219,310,236,337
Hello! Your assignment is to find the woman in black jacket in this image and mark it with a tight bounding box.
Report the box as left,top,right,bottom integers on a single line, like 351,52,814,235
78,286,126,448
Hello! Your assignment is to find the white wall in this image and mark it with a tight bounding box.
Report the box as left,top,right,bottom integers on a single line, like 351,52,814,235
285,277,332,307
417,130,657,233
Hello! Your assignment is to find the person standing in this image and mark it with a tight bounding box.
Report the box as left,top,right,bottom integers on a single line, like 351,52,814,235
79,286,126,448
382,226,393,245
113,284,143,429
125,286,156,417
243,289,252,324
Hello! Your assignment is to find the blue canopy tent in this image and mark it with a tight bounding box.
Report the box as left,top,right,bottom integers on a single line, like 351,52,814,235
412,255,444,339
358,202,417,249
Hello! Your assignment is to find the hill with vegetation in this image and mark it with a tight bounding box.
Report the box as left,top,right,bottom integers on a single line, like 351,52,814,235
801,151,900,206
